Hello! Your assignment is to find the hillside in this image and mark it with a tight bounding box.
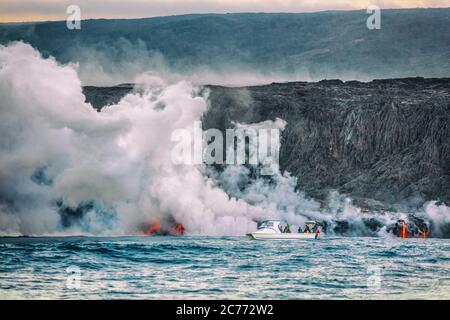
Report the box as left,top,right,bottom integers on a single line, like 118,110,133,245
1,9,450,82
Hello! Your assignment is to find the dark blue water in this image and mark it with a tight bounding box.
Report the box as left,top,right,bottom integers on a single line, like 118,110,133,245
0,236,449,299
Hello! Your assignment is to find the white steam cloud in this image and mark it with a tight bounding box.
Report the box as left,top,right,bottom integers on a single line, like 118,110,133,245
0,42,449,237
0,41,284,236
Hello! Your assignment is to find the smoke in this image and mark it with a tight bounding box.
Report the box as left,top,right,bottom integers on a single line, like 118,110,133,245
0,41,131,235
0,41,283,236
66,38,312,87
77,56,311,87
1,42,449,237
420,201,450,238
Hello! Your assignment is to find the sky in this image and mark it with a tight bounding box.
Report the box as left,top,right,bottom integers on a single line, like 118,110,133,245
0,0,449,22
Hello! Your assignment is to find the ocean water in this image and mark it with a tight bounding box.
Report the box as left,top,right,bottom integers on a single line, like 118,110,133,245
0,236,448,299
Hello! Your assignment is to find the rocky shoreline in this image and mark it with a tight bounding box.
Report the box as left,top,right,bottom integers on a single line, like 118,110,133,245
83,77,450,211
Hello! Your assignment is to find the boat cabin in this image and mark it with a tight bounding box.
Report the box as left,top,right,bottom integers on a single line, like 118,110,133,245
257,220,318,234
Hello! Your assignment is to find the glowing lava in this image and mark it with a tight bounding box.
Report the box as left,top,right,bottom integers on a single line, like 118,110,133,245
143,219,184,236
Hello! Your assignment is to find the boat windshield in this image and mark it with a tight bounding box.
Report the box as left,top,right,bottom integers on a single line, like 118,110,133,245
258,221,275,229
305,221,317,231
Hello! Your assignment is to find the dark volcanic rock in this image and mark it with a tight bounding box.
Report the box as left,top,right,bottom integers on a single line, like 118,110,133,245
83,77,450,208
83,84,134,111
204,78,450,207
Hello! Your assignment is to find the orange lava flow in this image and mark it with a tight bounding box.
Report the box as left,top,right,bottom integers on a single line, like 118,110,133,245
401,222,407,238
143,222,184,236
144,223,161,236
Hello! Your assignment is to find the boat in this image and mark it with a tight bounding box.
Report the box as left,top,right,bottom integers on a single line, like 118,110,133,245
247,220,320,240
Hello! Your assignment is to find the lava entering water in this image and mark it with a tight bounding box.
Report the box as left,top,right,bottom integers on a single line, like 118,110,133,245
143,217,184,236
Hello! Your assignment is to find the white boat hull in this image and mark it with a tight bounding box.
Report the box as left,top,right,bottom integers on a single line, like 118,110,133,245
248,232,318,240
